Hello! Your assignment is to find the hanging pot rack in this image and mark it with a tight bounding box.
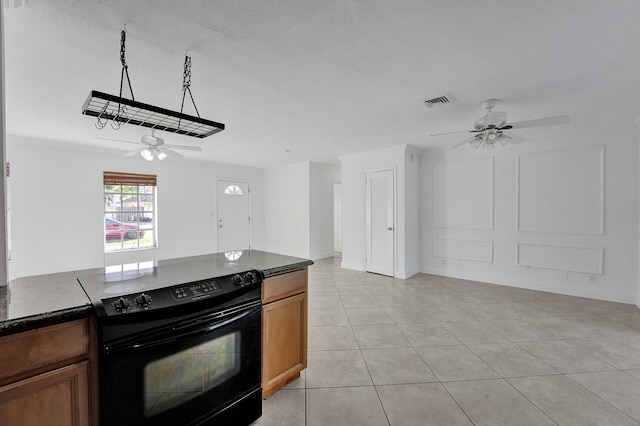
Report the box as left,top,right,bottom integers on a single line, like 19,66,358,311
82,27,225,138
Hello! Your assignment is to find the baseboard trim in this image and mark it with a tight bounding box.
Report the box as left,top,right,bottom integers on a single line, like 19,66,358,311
420,265,633,304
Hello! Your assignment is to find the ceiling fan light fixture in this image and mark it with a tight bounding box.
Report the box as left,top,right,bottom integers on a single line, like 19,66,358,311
156,150,168,161
470,136,483,149
498,132,511,146
141,148,154,161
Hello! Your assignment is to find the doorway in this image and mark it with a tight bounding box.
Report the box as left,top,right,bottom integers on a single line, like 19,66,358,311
365,169,395,276
217,180,251,252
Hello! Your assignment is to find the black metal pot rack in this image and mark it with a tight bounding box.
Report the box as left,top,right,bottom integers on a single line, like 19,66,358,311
82,28,225,138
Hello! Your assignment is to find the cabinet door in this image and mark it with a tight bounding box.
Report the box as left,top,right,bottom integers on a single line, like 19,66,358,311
0,361,90,426
262,292,307,398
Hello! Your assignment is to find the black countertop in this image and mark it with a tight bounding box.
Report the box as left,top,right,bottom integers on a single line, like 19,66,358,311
0,250,312,337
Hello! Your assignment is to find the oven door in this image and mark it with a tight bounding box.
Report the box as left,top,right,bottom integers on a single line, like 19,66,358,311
100,301,262,426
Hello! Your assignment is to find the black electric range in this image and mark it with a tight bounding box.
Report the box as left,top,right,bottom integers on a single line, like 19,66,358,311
77,255,264,426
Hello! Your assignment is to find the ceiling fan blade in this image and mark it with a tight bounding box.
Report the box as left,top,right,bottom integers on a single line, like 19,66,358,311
448,136,477,150
94,136,144,145
161,148,184,159
507,115,570,130
123,148,144,157
164,144,202,151
429,130,475,137
502,131,526,144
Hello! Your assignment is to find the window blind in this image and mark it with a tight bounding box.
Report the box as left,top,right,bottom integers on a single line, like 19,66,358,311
103,171,157,186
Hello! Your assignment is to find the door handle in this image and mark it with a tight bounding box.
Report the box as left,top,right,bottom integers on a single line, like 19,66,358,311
219,225,223,228
387,227,393,231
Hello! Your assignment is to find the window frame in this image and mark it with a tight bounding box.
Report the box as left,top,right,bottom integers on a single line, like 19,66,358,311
103,171,158,253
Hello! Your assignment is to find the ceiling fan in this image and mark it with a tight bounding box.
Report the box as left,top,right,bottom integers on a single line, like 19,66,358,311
430,99,570,149
96,130,202,161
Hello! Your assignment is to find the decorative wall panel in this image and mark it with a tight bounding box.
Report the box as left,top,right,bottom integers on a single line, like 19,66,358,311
433,158,494,230
516,243,603,274
517,146,604,235
433,238,494,263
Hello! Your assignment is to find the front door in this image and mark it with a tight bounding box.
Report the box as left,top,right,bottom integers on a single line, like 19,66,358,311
217,180,250,252
365,170,394,276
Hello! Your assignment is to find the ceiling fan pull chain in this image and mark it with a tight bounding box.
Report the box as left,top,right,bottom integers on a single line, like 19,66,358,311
178,53,201,130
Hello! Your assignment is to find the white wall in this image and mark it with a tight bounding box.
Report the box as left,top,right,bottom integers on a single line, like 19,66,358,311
7,136,265,280
404,147,420,277
420,125,639,304
340,144,419,279
265,162,310,258
310,163,340,260
264,161,340,260
333,183,342,252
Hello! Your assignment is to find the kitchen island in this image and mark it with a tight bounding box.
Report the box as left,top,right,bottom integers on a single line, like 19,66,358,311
0,250,312,336
0,250,312,425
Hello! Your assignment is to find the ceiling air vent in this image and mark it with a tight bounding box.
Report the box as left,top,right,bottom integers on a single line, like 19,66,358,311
422,92,456,108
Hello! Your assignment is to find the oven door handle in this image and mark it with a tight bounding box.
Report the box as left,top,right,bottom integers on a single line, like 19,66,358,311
104,304,261,355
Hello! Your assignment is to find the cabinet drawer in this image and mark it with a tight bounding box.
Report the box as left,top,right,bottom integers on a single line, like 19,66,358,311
262,268,308,304
0,319,89,381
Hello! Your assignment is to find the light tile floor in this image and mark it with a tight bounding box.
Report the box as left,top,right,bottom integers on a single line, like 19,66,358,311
254,256,640,425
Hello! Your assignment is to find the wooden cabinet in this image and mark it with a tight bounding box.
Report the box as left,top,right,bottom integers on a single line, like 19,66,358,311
0,362,89,426
0,318,97,426
261,268,308,398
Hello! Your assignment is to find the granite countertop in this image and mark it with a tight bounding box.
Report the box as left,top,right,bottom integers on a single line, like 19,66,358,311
0,270,93,337
157,250,314,278
0,250,312,337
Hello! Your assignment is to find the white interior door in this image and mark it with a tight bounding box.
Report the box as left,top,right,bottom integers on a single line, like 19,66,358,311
366,170,394,276
217,180,250,252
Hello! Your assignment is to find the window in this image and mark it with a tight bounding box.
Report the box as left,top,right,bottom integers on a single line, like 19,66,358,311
224,184,244,196
104,171,157,252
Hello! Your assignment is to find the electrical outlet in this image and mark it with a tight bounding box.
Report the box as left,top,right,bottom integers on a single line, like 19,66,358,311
441,259,446,266
589,275,596,283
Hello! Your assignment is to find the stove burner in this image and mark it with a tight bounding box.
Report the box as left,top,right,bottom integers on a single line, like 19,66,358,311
103,283,146,294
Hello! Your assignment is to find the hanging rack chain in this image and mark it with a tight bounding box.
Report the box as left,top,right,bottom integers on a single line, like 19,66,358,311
120,29,127,68
118,28,135,102
179,54,200,130
182,55,192,91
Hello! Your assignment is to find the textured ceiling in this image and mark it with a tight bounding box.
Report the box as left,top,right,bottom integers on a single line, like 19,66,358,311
3,0,640,167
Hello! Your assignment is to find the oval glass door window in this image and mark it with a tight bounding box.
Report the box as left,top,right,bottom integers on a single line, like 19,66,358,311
224,185,244,196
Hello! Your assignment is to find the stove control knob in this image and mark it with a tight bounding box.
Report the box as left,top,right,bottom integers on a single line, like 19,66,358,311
135,293,152,307
232,274,244,286
244,271,257,283
112,297,131,312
